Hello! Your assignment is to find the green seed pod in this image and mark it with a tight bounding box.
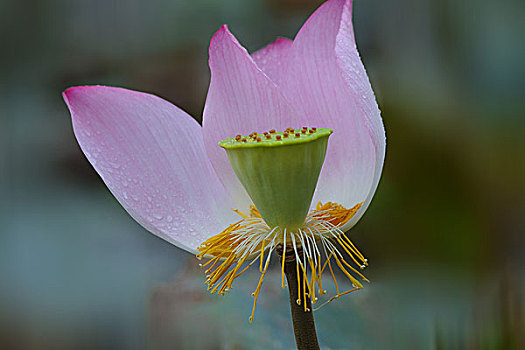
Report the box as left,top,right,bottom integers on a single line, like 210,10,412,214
219,128,332,231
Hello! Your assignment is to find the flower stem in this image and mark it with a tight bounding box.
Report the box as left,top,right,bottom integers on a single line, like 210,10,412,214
276,244,320,350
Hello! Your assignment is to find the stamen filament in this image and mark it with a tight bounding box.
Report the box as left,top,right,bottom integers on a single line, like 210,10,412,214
259,239,265,272
197,201,368,321
281,229,287,289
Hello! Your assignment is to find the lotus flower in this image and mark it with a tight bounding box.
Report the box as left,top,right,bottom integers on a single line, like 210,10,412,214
63,0,385,322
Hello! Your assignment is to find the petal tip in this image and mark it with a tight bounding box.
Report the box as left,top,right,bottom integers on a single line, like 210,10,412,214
62,86,91,110
209,24,248,67
274,37,292,45
210,25,231,47
63,85,87,101
63,85,112,102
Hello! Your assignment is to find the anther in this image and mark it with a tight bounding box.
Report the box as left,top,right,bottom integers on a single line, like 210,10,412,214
263,132,269,136
276,135,282,140
266,134,272,139
256,137,262,142
309,129,314,133
302,126,308,130
311,127,317,131
283,132,289,138
242,138,247,142
269,129,276,134
301,129,307,134
295,133,300,138
235,135,241,141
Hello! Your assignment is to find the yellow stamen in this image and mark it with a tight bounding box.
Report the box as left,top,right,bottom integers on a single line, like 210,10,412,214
196,201,368,321
250,205,262,218
333,254,363,289
308,256,317,303
302,264,308,311
296,261,301,306
281,231,287,289
341,232,367,263
233,208,249,219
333,235,367,275
250,246,273,323
259,239,265,272
317,251,325,296
327,254,340,295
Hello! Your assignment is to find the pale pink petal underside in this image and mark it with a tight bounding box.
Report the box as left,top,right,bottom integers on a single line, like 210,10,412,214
281,0,386,231
202,26,299,211
251,37,293,86
64,86,238,252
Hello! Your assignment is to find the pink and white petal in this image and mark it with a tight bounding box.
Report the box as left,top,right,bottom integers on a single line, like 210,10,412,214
202,26,299,212
64,86,238,253
251,37,293,86
281,0,385,231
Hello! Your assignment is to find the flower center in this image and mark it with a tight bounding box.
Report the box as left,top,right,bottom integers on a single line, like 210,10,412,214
197,127,368,323
219,127,332,230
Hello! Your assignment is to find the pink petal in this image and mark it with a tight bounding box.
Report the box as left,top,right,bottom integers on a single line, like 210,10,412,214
64,86,238,253
251,37,293,86
280,0,386,230
202,26,299,211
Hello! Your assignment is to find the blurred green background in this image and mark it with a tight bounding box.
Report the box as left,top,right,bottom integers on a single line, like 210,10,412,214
1,0,524,349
